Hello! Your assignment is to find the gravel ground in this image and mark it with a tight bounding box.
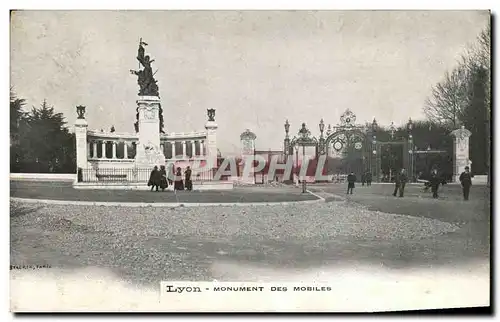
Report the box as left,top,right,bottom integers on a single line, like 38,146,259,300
11,199,458,243
10,198,489,311
11,198,461,283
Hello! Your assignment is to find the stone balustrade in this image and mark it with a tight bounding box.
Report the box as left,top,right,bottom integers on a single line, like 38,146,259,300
161,131,207,139
74,103,218,176
86,130,208,162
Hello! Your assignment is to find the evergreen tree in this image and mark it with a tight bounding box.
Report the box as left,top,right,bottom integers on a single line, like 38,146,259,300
10,90,29,172
463,64,488,174
12,99,76,173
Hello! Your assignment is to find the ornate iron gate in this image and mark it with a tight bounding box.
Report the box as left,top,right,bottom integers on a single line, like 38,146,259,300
319,110,372,181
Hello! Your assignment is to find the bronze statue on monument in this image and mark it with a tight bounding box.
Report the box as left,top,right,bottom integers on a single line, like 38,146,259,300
130,38,164,134
130,38,160,97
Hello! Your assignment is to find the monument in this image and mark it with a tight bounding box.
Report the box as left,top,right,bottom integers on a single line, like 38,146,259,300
72,39,228,190
129,39,166,168
450,125,472,183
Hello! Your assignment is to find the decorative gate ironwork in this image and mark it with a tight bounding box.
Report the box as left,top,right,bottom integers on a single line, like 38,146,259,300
283,109,414,183
287,122,318,183
319,109,373,181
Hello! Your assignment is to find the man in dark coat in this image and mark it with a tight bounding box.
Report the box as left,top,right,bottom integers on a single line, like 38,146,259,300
184,166,193,191
429,168,441,199
365,171,372,186
393,168,408,197
347,172,356,194
361,173,366,186
459,166,473,201
148,166,161,192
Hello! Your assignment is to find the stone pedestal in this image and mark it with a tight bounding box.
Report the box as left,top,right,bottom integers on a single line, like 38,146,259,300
75,118,89,170
450,126,472,182
239,129,257,184
134,96,165,168
205,120,218,169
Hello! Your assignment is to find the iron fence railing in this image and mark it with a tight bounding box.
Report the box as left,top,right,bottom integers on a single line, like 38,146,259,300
332,174,348,183
78,167,224,183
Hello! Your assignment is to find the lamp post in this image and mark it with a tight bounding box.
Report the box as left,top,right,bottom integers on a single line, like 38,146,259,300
371,118,378,181
318,118,325,157
284,119,290,154
283,119,291,181
407,118,414,182
319,118,325,134
297,122,310,193
388,121,398,181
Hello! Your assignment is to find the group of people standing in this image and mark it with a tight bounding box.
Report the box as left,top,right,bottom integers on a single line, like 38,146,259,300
345,166,473,201
360,171,373,186
148,165,193,192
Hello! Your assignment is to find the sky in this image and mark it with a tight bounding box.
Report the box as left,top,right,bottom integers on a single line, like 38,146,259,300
10,10,489,155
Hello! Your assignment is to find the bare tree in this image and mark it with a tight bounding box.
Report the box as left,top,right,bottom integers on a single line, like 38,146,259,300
424,23,490,131
423,65,469,129
462,23,490,112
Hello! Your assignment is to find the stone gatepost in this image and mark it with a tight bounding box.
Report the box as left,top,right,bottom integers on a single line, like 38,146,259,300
450,125,472,183
74,105,89,171
205,109,218,175
240,129,257,184
134,96,165,169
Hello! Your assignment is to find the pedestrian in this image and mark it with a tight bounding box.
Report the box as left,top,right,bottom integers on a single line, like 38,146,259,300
167,164,174,186
393,168,408,197
159,165,168,192
148,165,161,192
174,167,184,191
347,172,356,194
361,172,366,186
429,168,441,199
184,166,193,191
365,171,372,186
399,168,408,197
459,166,473,201
392,170,400,196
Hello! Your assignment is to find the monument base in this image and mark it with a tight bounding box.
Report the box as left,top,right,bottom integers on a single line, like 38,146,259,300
134,150,166,169
134,94,164,169
134,141,166,169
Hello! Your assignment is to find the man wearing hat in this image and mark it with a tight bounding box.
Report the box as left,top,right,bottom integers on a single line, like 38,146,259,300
459,166,473,201
346,172,356,195
393,168,408,198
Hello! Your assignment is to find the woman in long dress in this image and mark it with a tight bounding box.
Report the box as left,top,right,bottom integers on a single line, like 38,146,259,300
159,165,168,191
184,166,193,191
174,167,184,191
